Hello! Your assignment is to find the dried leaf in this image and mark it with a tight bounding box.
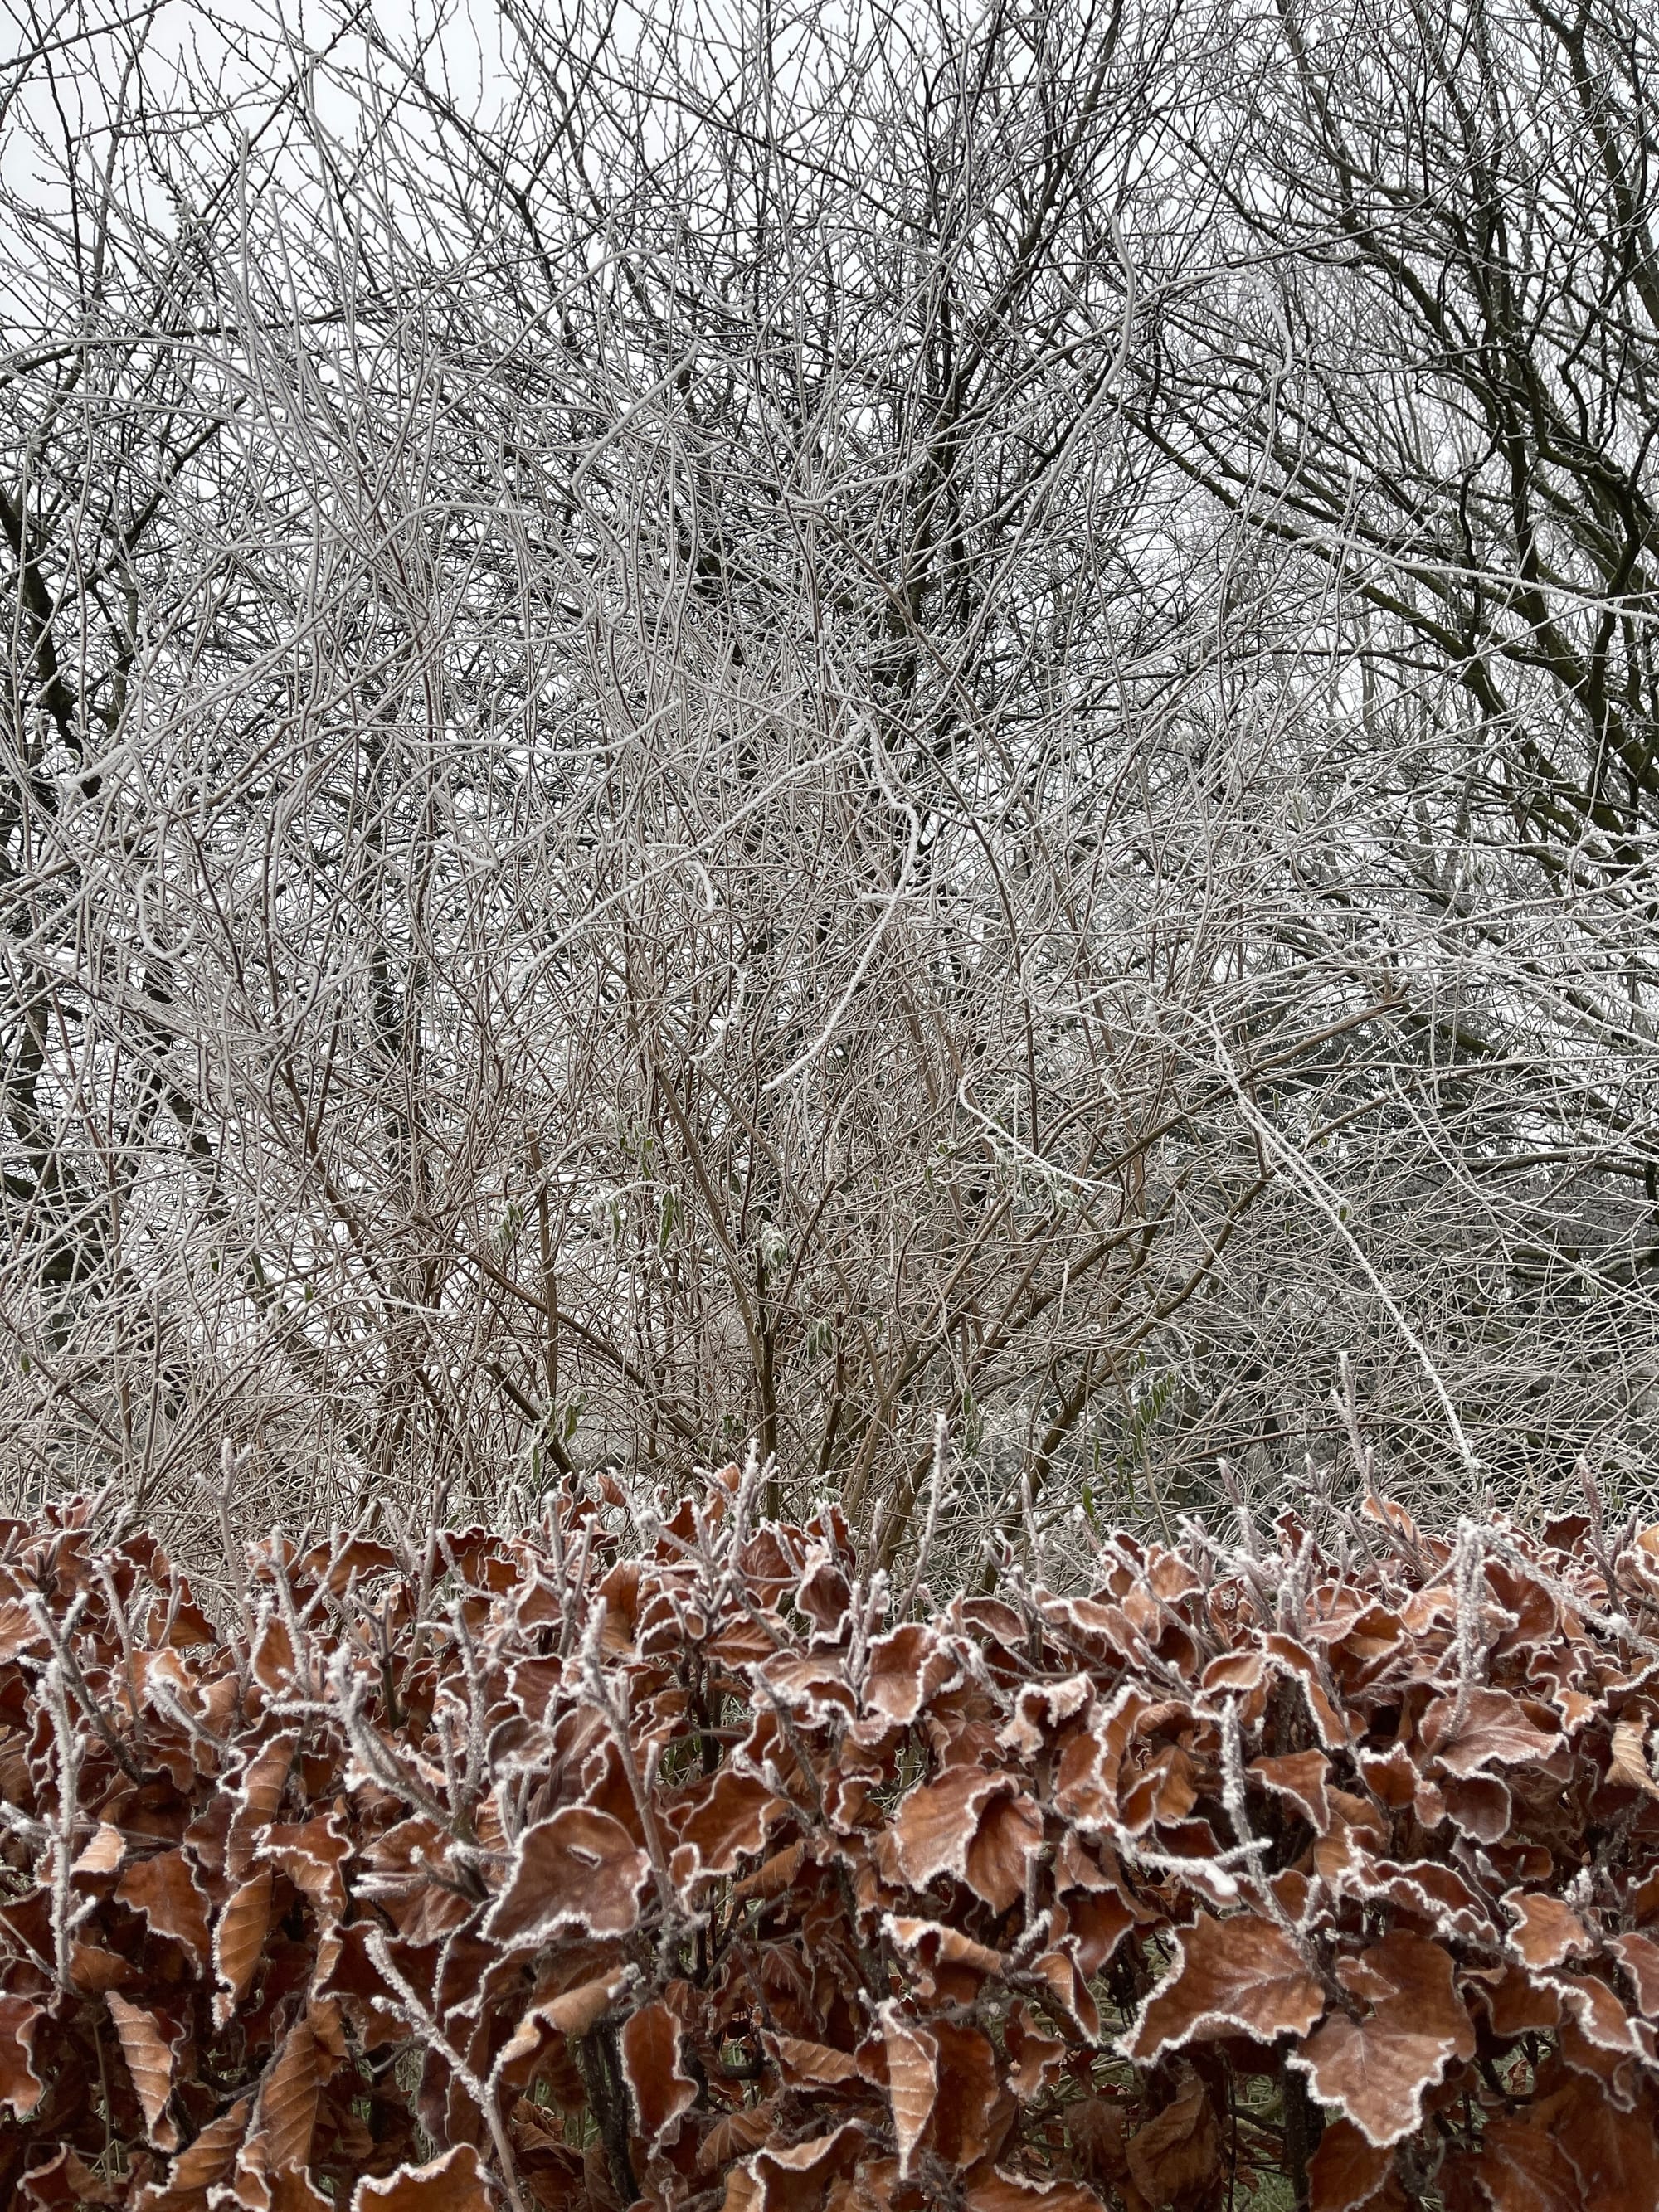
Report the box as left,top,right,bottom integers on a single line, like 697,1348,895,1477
253,2007,327,2174
766,2034,864,2087
863,1624,961,1725
132,2097,251,2211
1609,1930,1659,2015
964,2176,1107,2212
214,1865,274,2026
892,1766,1018,1891
71,1821,126,1875
1122,1912,1326,2061
929,2020,1000,2168
620,1997,698,2148
732,1838,806,1902
698,2102,777,2174
484,1806,650,1946
1608,1719,1659,1798
881,2007,937,2178
734,2120,868,2212
1308,2117,1395,2212
352,2145,494,2212
1544,2068,1659,2198
1292,1932,1475,2147
0,1598,48,1664
0,1995,45,2119
964,1788,1045,1913
494,1970,630,2083
1419,1688,1561,1777
1505,1890,1592,1970
68,1939,139,1992
106,1991,180,2151
1249,1749,1331,1833
17,2146,121,2209
1125,2072,1220,2205
672,1770,786,1878
260,1815,350,1918
1447,2113,1584,2211
227,1733,298,1878
117,1847,212,1970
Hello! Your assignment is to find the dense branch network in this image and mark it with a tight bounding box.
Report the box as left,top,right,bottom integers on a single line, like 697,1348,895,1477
0,0,1656,1556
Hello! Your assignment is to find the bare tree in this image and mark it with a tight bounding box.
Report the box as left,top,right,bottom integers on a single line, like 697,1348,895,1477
1124,0,1659,1511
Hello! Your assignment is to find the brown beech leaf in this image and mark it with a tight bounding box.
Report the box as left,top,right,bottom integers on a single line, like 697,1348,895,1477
1249,1750,1331,1833
1125,2070,1220,2205
1544,2068,1659,2199
766,2033,864,2087
1054,1887,1136,1979
251,2006,328,2176
117,1846,212,1970
1547,1970,1647,2058
671,1769,786,1879
1066,2097,1130,2189
998,1672,1095,1757
698,2102,777,2175
1470,1963,1562,2039
732,1839,805,1903
0,1994,45,2119
1005,2001,1067,2101
1263,1632,1350,1746
1291,1931,1474,2147
351,2145,493,2212
17,2146,121,2209
1437,1772,1512,1844
1316,1833,1493,1942
884,1914,1006,1992
484,1806,649,1946
1446,2112,1587,2211
1609,1930,1659,2015
729,2120,868,2212
881,2006,937,2178
620,1997,698,2148
0,1597,47,1663
226,1732,298,1878
106,1991,180,2151
929,2020,1000,2169
68,1939,138,1992
1355,1745,1418,1809
966,1788,1045,1913
213,1865,274,2026
892,1765,1022,1894
297,1534,401,1599
1419,1687,1561,1776
1323,1605,1407,1680
1117,1741,1199,1834
862,1622,962,1724
71,1820,126,1874
964,2176,1107,2212
131,2097,251,2211
1121,1912,1325,2062
249,1611,297,1694
494,1969,630,2081
1308,2117,1395,2212
259,1814,350,1918
1608,1719,1659,1798
1504,1890,1593,1970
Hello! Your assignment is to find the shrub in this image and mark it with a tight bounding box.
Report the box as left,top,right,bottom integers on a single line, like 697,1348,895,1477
2,1468,1657,2210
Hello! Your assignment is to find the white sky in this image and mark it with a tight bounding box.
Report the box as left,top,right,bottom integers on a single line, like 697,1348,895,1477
2,0,516,217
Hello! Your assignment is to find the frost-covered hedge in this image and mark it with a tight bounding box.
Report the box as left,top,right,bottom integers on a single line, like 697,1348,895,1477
3,1470,1659,2210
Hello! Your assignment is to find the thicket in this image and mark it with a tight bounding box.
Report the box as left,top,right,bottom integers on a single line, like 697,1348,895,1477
3,1462,1659,2210
6,0,1659,1541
